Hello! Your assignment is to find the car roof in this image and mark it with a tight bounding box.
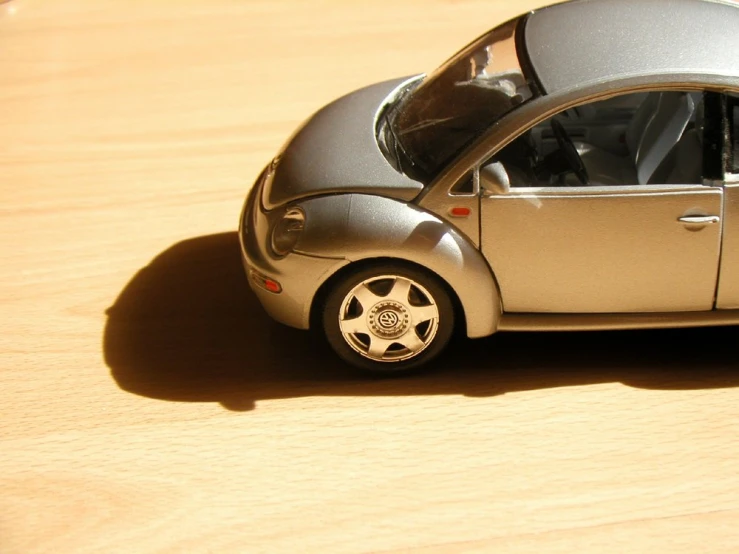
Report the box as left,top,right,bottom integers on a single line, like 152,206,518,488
525,0,739,94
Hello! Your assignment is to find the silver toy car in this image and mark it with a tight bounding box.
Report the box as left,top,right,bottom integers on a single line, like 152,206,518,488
239,0,739,372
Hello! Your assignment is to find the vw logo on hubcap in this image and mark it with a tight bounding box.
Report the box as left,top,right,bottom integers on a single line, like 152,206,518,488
368,301,409,339
378,310,400,329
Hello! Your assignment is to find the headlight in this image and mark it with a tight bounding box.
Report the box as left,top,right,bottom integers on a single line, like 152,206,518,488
270,207,305,256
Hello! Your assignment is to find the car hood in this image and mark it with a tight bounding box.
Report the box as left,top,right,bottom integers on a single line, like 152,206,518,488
262,77,424,210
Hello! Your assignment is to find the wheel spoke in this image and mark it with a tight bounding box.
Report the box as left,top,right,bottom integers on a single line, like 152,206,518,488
396,331,425,354
352,283,382,311
367,337,394,359
386,277,412,303
409,304,438,324
340,316,369,335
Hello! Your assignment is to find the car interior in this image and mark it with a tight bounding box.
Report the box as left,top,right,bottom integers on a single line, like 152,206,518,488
481,90,710,190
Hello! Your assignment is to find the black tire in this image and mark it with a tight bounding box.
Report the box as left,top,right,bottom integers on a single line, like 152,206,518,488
322,263,455,373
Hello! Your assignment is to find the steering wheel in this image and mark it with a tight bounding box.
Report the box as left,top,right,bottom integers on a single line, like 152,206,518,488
550,119,589,185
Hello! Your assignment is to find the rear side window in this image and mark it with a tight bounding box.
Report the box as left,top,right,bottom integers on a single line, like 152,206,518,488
732,102,739,173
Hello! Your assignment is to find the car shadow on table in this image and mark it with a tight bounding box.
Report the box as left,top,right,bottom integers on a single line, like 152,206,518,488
104,232,739,411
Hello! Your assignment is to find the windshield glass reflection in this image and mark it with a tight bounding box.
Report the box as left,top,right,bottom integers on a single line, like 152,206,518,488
378,17,538,182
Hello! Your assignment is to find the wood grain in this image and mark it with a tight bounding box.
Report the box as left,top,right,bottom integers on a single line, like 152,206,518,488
2,0,739,552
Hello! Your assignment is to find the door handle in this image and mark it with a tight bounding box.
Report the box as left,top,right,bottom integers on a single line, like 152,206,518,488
678,215,720,225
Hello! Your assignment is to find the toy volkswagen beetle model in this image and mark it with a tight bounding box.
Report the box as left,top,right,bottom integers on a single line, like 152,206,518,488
240,0,739,372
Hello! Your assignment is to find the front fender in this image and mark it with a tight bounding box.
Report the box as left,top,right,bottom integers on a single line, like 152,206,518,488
295,194,500,338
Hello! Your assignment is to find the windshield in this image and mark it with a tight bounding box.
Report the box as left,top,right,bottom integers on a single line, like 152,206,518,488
379,16,538,182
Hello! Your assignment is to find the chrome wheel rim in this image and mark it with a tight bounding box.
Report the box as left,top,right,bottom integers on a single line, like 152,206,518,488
338,275,440,363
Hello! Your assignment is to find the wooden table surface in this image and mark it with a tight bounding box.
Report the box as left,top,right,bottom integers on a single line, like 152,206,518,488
3,0,739,551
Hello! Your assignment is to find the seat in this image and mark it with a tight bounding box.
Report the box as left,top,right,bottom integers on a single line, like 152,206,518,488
573,92,695,185
648,129,702,184
574,142,638,185
649,98,704,185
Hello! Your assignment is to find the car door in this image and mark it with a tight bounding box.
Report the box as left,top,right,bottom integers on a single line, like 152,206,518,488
476,89,727,314
480,184,722,313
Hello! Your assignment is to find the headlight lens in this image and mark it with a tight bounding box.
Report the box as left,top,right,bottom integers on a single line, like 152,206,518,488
271,207,305,256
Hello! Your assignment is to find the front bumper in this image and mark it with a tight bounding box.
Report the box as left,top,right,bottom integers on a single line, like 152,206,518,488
238,176,348,329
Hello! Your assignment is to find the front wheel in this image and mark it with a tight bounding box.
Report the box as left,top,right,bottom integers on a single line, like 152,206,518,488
322,264,455,373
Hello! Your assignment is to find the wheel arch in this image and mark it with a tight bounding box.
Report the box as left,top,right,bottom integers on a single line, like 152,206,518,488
310,257,465,334
310,254,500,339
298,193,502,338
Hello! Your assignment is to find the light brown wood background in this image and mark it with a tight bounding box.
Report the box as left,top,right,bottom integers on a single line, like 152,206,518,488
2,0,739,551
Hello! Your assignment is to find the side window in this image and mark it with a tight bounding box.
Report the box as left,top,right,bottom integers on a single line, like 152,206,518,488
449,171,477,195
731,97,739,174
701,92,724,182
481,90,710,190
